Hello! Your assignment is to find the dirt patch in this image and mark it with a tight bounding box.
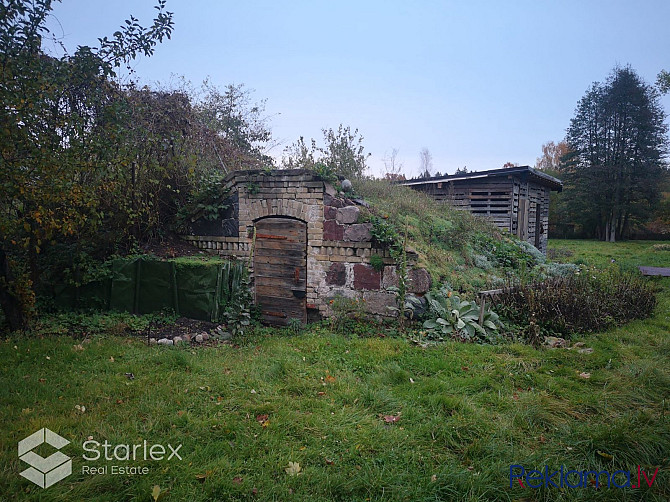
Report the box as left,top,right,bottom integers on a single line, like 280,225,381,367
139,233,205,259
142,317,218,341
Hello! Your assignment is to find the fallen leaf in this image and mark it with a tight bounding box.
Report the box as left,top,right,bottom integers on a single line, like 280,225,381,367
325,458,334,465
109,356,114,362
285,461,302,476
38,378,46,383
325,375,336,383
409,378,415,384
46,356,50,360
431,474,437,482
151,485,161,502
383,414,401,423
177,410,185,416
195,470,212,482
256,414,269,423
596,450,614,461
317,391,326,396
125,373,134,380
250,389,257,394
579,372,591,379
233,476,243,484
73,344,84,351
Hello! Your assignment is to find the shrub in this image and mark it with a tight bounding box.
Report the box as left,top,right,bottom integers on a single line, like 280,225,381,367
494,268,657,340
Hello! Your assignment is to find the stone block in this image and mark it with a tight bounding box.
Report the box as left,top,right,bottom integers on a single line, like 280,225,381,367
324,205,337,220
362,291,398,317
353,263,381,290
336,206,360,224
326,262,346,286
409,268,431,294
344,223,372,242
382,266,399,289
323,220,344,240
324,193,344,208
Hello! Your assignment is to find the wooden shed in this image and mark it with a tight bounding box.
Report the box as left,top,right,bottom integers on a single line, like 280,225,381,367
401,166,562,253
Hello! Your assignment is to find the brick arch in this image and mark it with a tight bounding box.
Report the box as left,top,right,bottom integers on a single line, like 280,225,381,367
246,198,307,222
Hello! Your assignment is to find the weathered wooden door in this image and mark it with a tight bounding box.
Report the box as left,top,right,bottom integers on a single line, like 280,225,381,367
253,217,307,325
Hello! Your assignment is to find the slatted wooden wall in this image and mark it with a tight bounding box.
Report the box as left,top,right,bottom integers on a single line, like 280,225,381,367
413,175,551,253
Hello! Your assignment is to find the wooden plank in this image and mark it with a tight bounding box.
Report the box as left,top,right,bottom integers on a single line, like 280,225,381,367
638,266,670,277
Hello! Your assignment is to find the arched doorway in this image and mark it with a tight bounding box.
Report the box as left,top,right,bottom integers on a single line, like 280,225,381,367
253,217,307,325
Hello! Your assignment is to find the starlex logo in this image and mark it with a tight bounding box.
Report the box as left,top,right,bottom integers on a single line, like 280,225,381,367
18,428,72,489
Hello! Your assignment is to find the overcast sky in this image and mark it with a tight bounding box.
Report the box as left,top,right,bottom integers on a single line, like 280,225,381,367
44,0,670,178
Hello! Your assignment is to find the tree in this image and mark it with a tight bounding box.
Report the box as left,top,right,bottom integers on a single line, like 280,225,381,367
383,148,404,179
658,70,670,94
0,0,173,330
282,125,370,179
563,66,668,241
535,141,570,173
419,148,432,178
195,82,275,170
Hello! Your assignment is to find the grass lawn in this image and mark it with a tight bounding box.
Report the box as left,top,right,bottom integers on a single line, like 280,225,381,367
1,240,669,501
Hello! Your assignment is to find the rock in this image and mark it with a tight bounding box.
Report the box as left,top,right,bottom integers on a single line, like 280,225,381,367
149,338,157,345
405,294,427,319
343,223,372,242
157,338,173,346
323,220,344,240
408,268,431,294
543,336,567,348
201,332,210,341
219,331,233,341
326,262,347,286
382,266,399,289
324,205,337,220
362,291,398,316
323,193,344,208
195,334,204,343
336,205,360,224
353,264,381,290
173,336,183,344
182,334,191,342
341,179,353,192
352,198,370,208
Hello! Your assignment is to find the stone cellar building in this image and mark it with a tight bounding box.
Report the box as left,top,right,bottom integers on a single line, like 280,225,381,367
181,169,430,325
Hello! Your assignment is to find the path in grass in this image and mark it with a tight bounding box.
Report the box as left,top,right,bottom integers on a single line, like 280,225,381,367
1,240,669,501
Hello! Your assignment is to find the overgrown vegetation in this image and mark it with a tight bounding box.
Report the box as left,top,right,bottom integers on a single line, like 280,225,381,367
495,268,657,342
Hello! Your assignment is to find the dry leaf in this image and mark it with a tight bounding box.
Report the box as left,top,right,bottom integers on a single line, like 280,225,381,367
109,356,114,362
431,474,437,482
579,372,591,379
151,485,161,502
325,375,336,383
285,461,302,476
409,378,415,384
596,450,614,461
233,476,243,484
383,414,401,423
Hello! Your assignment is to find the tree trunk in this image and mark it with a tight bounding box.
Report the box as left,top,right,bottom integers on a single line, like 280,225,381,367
0,247,27,331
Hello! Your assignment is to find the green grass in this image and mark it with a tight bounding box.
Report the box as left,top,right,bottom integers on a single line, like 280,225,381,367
1,240,669,501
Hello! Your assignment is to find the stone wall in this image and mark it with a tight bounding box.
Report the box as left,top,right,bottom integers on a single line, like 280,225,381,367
181,169,430,320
